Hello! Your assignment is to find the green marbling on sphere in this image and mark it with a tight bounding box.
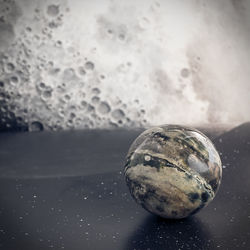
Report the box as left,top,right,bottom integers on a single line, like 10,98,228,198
124,125,222,219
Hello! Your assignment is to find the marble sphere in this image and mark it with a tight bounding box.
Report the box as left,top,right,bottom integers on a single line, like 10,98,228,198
124,125,222,219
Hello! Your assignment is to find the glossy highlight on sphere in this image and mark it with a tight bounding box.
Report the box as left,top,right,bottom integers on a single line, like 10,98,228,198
124,125,222,219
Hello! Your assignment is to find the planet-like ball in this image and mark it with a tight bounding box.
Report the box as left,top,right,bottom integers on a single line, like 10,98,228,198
124,125,222,219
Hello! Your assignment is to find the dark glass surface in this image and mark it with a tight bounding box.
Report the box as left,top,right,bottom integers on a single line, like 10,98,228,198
0,124,250,249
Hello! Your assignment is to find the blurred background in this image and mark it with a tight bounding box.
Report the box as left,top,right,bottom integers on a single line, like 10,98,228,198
0,0,250,132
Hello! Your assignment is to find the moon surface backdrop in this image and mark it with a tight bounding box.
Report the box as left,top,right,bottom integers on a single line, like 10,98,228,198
0,0,250,131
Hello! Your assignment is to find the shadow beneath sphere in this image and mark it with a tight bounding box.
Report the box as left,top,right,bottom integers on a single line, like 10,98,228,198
125,214,213,250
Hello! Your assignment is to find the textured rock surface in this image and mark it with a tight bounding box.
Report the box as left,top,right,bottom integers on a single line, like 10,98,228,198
124,125,222,219
0,0,250,131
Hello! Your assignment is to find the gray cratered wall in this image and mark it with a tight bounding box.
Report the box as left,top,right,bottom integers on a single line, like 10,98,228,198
0,0,250,131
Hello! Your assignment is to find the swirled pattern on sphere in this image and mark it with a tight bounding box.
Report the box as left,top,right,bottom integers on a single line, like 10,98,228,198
124,125,222,219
